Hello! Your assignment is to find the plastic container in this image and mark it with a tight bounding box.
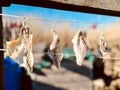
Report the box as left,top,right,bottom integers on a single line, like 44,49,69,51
4,56,21,90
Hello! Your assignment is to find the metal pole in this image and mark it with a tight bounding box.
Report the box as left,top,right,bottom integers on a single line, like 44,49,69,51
0,6,5,90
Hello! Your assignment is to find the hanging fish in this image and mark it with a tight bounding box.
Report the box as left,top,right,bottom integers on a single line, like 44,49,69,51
48,30,63,69
99,33,108,61
22,26,34,73
6,27,26,62
72,31,88,66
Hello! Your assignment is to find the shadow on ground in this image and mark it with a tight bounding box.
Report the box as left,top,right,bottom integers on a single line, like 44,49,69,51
61,59,93,80
33,67,46,76
32,80,65,90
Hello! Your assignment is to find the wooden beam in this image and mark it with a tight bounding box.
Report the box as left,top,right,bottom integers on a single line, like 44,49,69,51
0,6,5,90
51,0,120,12
2,0,120,17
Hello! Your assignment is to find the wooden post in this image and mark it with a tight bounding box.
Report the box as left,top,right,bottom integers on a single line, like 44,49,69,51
0,6,5,90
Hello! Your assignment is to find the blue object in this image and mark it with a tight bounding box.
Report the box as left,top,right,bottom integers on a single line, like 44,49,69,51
86,50,95,62
4,56,21,90
62,47,75,59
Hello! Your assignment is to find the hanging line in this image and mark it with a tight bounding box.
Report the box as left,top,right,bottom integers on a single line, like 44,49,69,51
0,13,114,25
0,13,23,19
0,49,6,51
0,48,120,60
21,53,120,60
95,56,120,60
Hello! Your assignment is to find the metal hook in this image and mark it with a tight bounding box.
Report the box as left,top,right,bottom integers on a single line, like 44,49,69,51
51,20,55,32
78,22,84,31
22,16,30,28
22,17,26,27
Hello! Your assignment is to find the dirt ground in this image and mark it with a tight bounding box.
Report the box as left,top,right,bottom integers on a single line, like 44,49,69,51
31,60,93,90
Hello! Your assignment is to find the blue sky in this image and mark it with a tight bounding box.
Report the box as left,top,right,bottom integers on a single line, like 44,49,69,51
2,4,120,29
3,4,119,22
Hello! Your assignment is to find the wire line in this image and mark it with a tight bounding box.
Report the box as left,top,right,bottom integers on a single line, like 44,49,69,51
0,13,114,24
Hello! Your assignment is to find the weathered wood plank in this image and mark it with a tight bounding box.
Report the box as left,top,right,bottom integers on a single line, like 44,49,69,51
0,6,5,90
51,0,120,11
